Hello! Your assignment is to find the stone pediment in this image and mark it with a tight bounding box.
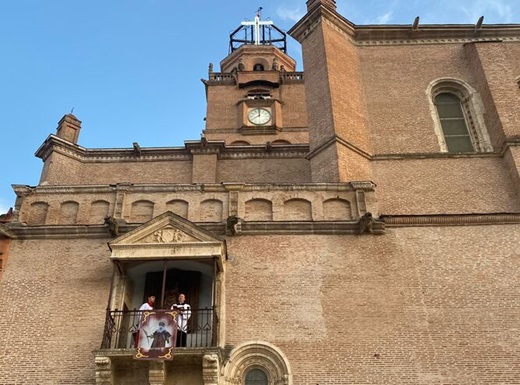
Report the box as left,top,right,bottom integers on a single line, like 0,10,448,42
108,211,225,270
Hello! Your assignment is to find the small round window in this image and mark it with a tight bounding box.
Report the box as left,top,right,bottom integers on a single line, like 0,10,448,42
245,368,268,385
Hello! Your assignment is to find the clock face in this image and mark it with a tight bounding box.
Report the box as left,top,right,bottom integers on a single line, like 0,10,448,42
248,108,271,125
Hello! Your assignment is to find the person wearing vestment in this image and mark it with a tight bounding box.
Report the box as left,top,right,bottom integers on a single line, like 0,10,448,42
171,293,191,347
134,295,155,347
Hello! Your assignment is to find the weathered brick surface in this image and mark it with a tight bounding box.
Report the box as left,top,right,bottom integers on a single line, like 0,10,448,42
225,226,520,384
0,238,112,384
374,156,520,214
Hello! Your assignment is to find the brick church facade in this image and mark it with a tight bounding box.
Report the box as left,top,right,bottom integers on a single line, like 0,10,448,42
1,0,519,384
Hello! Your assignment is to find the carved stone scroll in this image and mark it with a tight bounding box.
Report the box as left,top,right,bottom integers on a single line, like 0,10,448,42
203,353,220,385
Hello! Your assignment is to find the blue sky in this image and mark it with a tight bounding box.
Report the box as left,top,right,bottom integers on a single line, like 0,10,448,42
0,0,518,214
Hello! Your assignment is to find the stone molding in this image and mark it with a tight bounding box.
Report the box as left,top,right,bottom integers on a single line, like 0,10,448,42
6,213,520,239
35,134,311,163
289,1,520,46
373,152,500,160
381,213,520,227
356,36,520,47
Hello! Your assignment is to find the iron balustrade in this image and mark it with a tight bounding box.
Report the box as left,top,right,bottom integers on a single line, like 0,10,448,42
101,308,217,349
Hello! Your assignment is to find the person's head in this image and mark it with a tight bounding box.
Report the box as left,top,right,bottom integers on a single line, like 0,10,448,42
147,295,156,304
178,293,186,303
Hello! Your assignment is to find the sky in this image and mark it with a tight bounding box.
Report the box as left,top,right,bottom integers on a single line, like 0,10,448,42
0,0,518,214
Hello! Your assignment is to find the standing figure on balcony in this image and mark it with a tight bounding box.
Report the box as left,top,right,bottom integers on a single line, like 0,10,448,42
148,321,172,348
171,293,191,347
134,295,155,347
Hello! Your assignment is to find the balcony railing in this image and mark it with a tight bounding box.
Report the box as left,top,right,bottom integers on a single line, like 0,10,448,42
101,308,217,349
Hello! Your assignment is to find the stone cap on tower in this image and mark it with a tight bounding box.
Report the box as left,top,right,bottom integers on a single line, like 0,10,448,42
306,0,337,12
56,113,81,144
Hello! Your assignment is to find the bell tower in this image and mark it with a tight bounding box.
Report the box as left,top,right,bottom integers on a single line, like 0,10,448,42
202,11,308,146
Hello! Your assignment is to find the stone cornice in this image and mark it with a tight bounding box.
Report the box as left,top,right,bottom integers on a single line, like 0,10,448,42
6,213,519,239
289,3,520,46
13,182,374,197
373,151,500,161
2,220,388,239
500,137,520,157
381,213,520,227
36,135,192,163
34,135,311,163
355,25,520,46
219,144,309,159
289,3,354,43
0,224,15,239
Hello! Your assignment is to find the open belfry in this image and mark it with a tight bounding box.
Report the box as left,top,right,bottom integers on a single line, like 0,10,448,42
1,0,520,384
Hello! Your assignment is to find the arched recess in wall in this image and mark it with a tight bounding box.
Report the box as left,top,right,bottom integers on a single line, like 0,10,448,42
323,198,352,220
426,78,492,153
60,201,79,224
271,140,291,145
89,200,110,224
166,199,188,219
200,199,223,222
130,200,154,223
283,198,312,221
245,198,273,221
223,341,292,385
247,88,272,100
28,202,49,225
252,59,268,71
229,140,251,146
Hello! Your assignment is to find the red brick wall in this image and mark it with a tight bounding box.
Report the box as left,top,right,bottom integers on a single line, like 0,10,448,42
374,156,520,214
225,226,520,384
0,238,112,384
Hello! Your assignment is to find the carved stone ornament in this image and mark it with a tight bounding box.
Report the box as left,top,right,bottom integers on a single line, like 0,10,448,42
202,353,220,385
139,226,196,244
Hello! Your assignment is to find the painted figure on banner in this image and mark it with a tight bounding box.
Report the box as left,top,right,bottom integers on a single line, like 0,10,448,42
149,321,172,348
134,310,177,360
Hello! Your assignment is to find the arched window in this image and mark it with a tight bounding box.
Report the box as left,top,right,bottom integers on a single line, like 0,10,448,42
223,341,292,385
427,78,492,153
245,368,268,385
253,63,264,71
434,93,473,153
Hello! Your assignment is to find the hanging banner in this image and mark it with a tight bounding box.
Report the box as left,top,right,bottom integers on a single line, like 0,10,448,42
134,310,178,360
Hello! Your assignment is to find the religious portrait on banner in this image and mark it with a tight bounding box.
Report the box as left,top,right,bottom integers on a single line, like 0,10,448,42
134,310,178,360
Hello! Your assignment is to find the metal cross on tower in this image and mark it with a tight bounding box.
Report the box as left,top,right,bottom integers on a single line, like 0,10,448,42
240,8,274,45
